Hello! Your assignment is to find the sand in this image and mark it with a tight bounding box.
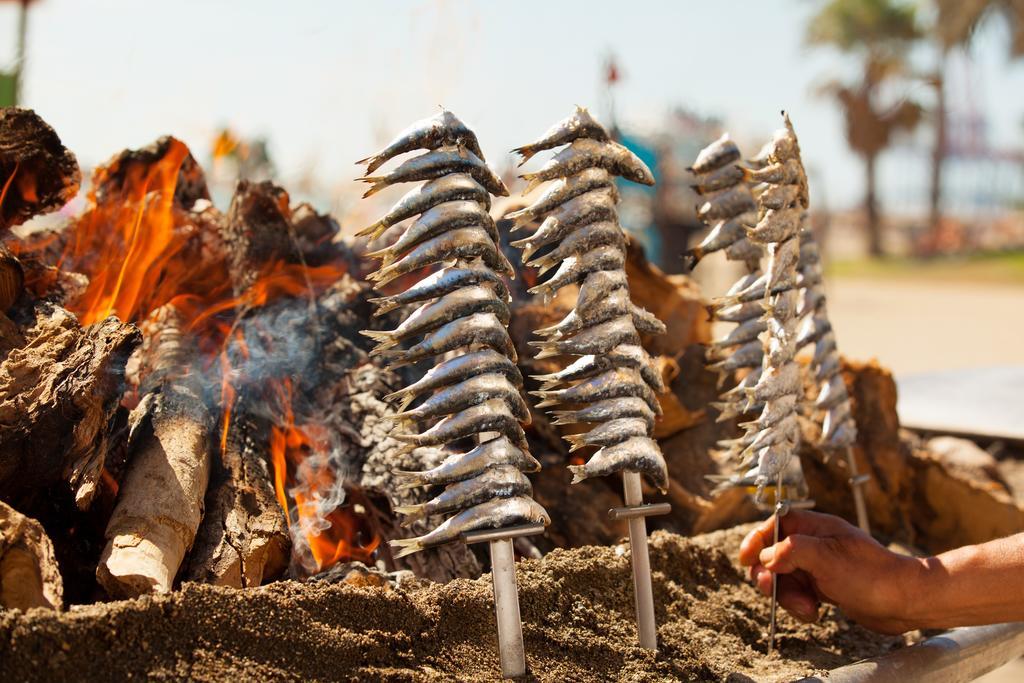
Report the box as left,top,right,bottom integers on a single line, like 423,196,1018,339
0,526,902,682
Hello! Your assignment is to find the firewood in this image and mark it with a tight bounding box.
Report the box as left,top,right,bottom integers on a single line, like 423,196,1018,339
90,135,209,210
222,180,298,295
0,108,81,231
0,500,63,610
98,305,212,597
0,243,23,312
0,304,140,509
98,387,211,598
184,396,290,588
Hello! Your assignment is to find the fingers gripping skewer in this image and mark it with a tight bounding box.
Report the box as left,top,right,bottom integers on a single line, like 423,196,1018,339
766,488,816,655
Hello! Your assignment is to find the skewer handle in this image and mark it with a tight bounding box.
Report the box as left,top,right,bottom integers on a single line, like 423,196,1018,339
623,471,658,651
489,538,526,678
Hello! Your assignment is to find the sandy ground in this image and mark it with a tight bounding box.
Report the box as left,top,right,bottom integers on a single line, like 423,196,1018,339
0,527,902,682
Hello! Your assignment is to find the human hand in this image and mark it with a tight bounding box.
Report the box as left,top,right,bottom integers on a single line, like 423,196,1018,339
739,510,922,634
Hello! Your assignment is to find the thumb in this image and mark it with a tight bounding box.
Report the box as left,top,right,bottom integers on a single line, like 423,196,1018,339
759,534,829,576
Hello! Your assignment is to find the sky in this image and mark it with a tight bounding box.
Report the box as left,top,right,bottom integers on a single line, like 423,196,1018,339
2,0,1024,214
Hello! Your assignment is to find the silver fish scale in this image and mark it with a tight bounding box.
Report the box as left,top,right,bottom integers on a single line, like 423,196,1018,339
357,112,550,559
796,228,858,449
743,114,810,500
511,109,669,493
689,134,767,462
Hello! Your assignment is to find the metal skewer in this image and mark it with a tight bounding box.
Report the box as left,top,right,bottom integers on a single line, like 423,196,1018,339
462,523,545,679
843,444,871,534
768,475,783,656
607,471,671,650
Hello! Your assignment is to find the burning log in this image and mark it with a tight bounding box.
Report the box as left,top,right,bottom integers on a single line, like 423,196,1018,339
184,395,290,588
0,304,140,509
0,108,81,231
91,135,209,209
0,500,63,610
98,305,212,597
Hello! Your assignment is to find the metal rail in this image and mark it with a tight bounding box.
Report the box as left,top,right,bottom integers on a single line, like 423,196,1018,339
799,622,1024,683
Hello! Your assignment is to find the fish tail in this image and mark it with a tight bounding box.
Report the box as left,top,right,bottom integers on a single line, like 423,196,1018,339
392,470,427,490
360,177,389,198
510,145,536,166
355,153,387,174
568,464,588,485
533,348,559,360
368,296,398,316
682,249,702,273
360,329,395,345
392,504,426,524
564,434,587,451
520,175,543,195
355,220,388,240
389,537,424,559
364,244,394,261
369,267,400,288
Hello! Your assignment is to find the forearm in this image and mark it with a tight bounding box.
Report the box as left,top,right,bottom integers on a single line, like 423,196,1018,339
903,532,1024,630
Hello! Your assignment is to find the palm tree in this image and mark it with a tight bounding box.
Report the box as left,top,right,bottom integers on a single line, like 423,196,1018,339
806,0,924,257
928,1,1024,245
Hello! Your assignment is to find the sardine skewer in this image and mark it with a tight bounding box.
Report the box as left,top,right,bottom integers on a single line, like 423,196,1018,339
512,108,668,652
357,111,548,679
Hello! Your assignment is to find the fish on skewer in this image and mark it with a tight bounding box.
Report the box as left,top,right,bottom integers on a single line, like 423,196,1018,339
356,111,548,560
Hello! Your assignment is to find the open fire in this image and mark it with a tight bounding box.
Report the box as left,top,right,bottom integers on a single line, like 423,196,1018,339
7,121,377,588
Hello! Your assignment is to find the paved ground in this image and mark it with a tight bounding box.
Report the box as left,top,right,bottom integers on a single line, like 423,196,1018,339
826,277,1024,376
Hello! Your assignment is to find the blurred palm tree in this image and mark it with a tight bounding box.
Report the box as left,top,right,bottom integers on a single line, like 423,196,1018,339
928,1,1024,244
807,0,924,257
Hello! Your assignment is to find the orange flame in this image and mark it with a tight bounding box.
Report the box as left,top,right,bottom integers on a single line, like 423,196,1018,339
269,380,380,571
20,137,369,575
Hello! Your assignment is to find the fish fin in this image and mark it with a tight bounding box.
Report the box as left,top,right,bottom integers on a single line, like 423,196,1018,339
567,465,587,485
389,537,424,559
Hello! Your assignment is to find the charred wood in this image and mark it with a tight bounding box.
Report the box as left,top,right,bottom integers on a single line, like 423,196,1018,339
184,394,290,588
0,304,140,510
0,108,80,231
